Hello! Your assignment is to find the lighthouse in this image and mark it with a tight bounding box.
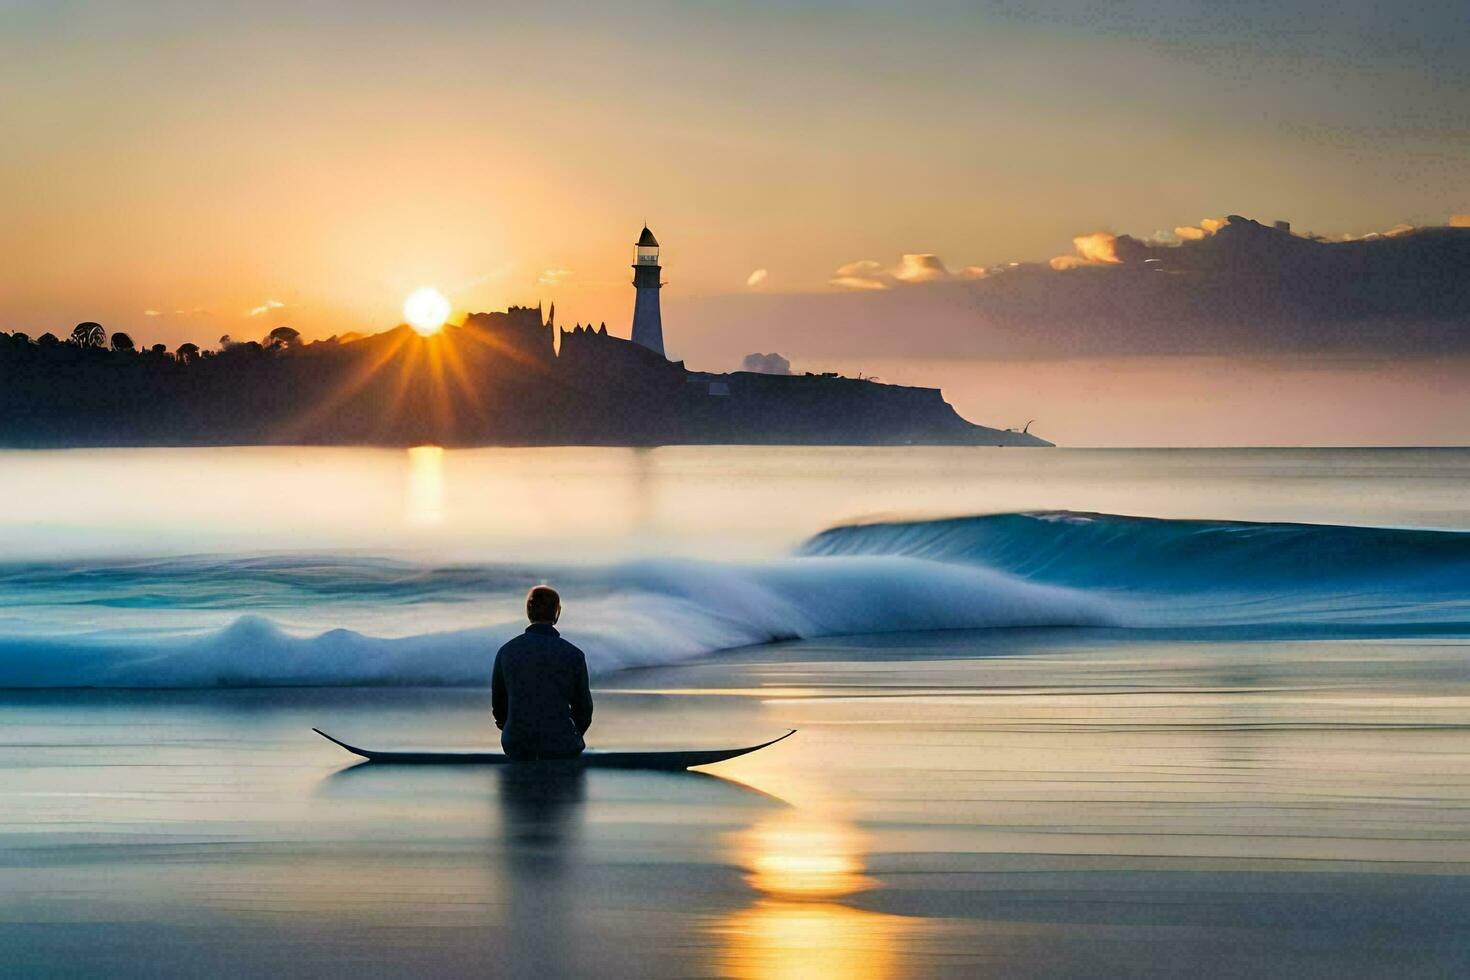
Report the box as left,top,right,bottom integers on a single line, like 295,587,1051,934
630,225,665,357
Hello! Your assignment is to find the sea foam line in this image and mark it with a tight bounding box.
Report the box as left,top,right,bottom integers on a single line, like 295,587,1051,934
0,556,1115,688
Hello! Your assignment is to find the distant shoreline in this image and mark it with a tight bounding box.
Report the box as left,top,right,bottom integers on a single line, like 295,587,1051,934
2,316,1053,449
0,436,1054,450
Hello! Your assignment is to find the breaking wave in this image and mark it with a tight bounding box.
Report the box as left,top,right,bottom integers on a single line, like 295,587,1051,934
802,511,1470,627
0,555,1112,687
1,510,1465,687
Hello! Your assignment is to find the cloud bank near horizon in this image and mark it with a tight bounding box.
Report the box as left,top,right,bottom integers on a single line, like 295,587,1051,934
830,254,988,290
679,214,1470,365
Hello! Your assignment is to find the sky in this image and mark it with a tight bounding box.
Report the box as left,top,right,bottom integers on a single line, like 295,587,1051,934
2,0,1467,445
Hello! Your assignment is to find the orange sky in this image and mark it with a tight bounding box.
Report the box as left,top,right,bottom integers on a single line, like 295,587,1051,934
2,2,1467,445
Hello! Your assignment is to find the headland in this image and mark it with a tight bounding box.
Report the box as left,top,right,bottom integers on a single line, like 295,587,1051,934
0,225,1050,449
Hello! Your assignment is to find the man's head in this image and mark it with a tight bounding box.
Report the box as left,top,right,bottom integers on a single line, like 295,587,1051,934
526,585,561,625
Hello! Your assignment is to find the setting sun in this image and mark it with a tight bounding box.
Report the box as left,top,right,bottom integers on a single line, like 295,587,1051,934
403,287,450,336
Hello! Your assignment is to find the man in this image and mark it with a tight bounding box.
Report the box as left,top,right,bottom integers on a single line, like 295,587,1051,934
492,585,594,761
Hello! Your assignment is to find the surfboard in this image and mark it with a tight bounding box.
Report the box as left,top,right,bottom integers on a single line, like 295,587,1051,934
312,727,795,769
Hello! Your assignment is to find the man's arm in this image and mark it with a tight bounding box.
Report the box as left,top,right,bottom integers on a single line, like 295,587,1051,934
491,649,507,731
570,650,594,736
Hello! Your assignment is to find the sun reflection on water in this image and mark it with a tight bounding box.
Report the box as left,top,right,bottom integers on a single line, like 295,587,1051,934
718,899,910,980
742,810,872,899
406,445,445,524
718,811,913,980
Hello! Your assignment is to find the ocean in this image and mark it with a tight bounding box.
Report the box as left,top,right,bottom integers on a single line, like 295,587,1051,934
2,446,1467,686
1,446,1467,976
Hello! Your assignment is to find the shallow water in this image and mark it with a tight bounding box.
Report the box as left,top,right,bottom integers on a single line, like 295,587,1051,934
0,447,1468,975
2,629,1469,977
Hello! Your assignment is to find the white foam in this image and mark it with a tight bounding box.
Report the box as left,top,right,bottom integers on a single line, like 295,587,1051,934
0,556,1117,687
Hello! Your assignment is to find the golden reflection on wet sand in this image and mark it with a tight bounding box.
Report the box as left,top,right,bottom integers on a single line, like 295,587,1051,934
718,900,913,980
718,810,916,980
741,810,872,899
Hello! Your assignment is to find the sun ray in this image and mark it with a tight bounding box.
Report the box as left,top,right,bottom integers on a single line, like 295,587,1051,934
271,328,415,444
273,301,573,447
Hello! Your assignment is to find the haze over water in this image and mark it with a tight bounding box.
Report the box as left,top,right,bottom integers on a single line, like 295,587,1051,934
1,446,1468,976
6,445,1468,560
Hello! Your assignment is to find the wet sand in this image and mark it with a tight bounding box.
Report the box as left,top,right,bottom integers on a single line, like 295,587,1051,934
3,627,1469,978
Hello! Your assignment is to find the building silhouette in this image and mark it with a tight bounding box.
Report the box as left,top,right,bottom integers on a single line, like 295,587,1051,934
559,320,684,390
462,304,555,364
630,225,665,356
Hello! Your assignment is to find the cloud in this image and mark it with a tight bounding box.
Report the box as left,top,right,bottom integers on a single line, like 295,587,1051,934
537,268,574,286
246,299,287,317
830,254,989,290
831,275,890,291
144,306,211,318
1071,232,1123,265
893,253,951,284
1338,221,1435,242
685,213,1470,364
830,260,891,290
746,268,768,288
1052,230,1156,269
1174,218,1229,241
740,351,791,375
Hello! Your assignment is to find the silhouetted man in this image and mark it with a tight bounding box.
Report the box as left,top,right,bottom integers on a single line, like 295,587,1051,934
492,586,594,761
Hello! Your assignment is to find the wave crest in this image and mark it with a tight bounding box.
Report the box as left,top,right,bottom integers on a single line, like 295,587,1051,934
801,510,1470,592
0,556,1113,688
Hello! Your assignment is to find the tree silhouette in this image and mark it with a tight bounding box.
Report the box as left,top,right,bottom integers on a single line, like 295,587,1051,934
110,332,135,353
176,342,200,363
37,332,59,347
264,326,301,351
71,322,106,348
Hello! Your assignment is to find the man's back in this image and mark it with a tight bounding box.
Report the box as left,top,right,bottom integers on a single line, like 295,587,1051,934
492,622,593,760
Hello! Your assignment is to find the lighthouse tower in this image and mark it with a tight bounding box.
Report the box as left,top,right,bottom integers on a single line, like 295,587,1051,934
630,225,665,357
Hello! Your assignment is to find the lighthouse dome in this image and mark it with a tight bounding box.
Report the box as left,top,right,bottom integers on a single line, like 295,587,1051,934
637,225,659,247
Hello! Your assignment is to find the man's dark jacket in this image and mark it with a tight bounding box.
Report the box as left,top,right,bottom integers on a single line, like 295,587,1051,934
492,623,594,759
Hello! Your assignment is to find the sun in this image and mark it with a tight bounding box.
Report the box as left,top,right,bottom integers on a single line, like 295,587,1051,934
403,286,451,336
